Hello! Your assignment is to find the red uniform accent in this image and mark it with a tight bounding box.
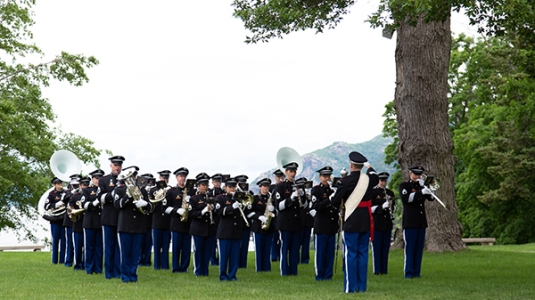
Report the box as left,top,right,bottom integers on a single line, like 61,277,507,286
357,200,374,241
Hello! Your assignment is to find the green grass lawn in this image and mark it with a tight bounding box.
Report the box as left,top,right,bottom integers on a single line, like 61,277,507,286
1,244,534,299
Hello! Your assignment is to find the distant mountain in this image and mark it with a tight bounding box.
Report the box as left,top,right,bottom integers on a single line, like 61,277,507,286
249,135,394,193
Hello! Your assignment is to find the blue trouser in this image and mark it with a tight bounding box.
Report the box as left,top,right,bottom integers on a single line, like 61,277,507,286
152,228,171,270
50,223,65,264
403,228,426,278
253,232,274,272
372,229,391,274
172,231,192,273
343,231,370,293
279,230,300,276
218,239,241,281
192,235,216,276
73,231,84,270
118,232,144,283
64,226,74,267
238,228,250,268
139,230,152,266
210,226,219,266
299,226,312,264
315,233,336,280
84,228,103,274
103,225,121,279
271,224,280,261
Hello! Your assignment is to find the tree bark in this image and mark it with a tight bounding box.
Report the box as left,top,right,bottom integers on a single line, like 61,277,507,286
394,14,465,251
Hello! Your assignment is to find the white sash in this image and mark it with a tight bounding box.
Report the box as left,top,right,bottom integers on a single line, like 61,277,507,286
344,173,369,221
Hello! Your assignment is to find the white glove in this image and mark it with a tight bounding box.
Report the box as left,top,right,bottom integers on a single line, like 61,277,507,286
56,201,65,208
417,179,425,187
185,195,191,203
382,202,389,209
268,205,275,212
232,202,241,209
421,187,432,195
291,191,298,199
135,199,148,208
364,162,371,168
177,208,185,215
126,189,132,198
309,209,317,217
258,215,267,223
202,206,209,215
92,199,100,207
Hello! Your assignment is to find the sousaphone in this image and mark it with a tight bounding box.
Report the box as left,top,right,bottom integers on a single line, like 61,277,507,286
276,147,303,177
50,150,82,182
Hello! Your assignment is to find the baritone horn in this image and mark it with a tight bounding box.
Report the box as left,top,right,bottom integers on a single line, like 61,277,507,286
68,201,85,222
276,147,303,177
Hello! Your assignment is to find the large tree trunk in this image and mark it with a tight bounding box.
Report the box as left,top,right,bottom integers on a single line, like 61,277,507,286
394,14,465,251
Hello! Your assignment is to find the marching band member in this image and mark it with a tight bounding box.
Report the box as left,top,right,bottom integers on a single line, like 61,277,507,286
139,173,155,267
151,170,172,270
250,178,276,272
189,172,216,276
62,174,80,267
331,151,378,293
98,155,124,279
69,177,89,270
234,174,251,269
114,166,153,283
274,162,306,276
82,169,105,274
299,177,314,264
269,169,285,262
215,177,245,281
44,177,67,264
163,167,193,273
311,166,338,281
371,172,396,275
400,166,433,279
209,173,224,266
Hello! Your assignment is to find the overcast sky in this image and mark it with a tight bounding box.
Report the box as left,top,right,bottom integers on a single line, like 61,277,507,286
31,1,476,186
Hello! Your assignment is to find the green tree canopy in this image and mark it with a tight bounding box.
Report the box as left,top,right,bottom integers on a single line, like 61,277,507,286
0,0,102,241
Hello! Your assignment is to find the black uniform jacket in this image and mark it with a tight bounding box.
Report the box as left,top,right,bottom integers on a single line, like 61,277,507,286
163,185,194,233
150,185,171,230
98,174,120,227
311,183,339,235
249,193,276,234
331,168,378,233
45,189,68,224
113,185,153,234
69,191,84,233
399,180,433,229
81,186,101,229
215,193,245,240
371,186,396,231
274,180,307,232
189,192,217,237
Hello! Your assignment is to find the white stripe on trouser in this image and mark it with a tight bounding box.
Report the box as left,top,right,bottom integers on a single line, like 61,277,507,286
314,235,318,277
343,231,350,293
117,232,122,266
253,233,259,272
279,230,284,276
403,229,407,275
371,240,375,273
